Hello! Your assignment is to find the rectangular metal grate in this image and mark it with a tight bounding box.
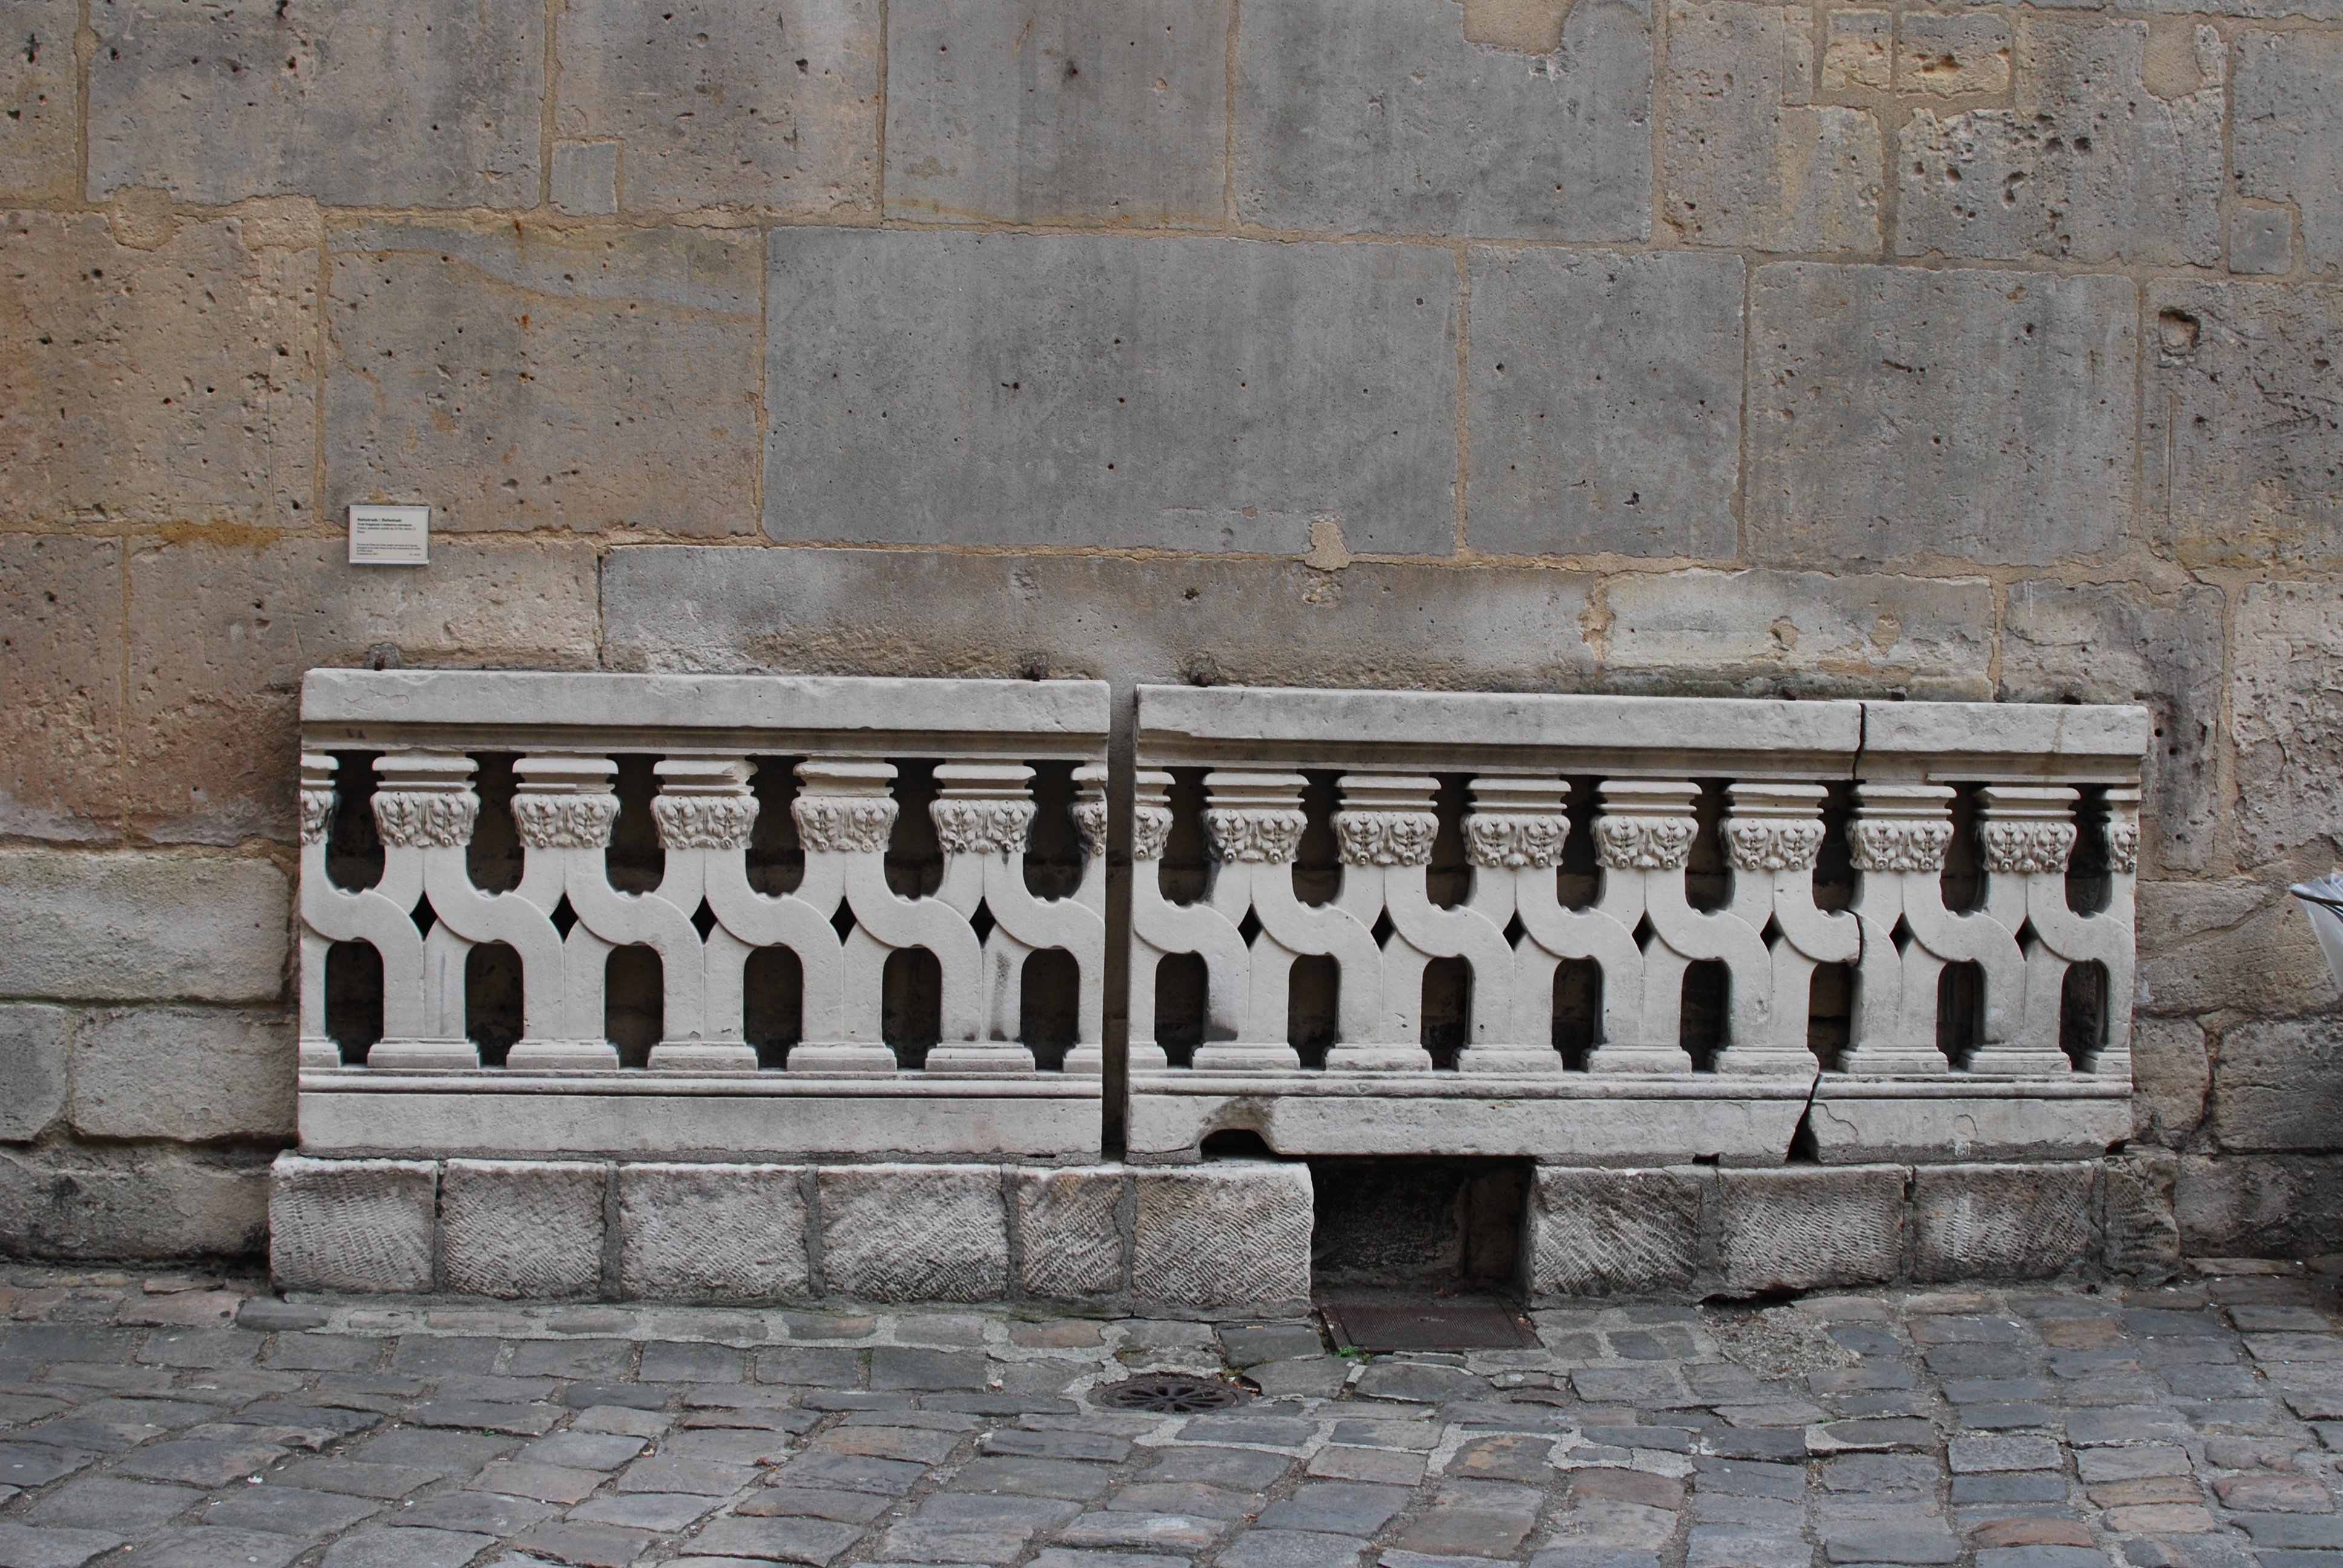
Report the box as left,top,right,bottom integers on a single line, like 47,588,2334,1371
1319,1294,1539,1352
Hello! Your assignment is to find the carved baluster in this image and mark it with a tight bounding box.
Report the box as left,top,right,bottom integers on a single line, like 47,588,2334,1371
701,760,848,1070
1721,782,1851,1076
1058,765,1113,1074
1129,768,1248,1071
297,753,343,1070
1842,783,1956,1074
1964,784,2080,1076
1590,779,1699,1073
1463,775,1568,1071
929,762,1043,1074
2089,785,2141,1079
1496,777,1651,1065
646,757,759,1071
1326,774,1437,1071
787,760,906,1073
1196,771,1309,1071
1629,780,1777,1071
505,755,624,1070
367,752,482,1070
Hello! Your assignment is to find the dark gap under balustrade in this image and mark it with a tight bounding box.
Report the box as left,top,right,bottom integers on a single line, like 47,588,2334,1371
465,941,522,1066
2067,785,2111,915
468,753,523,892
1289,955,1339,1068
1422,956,1471,1070
1553,958,1601,1070
1155,952,1208,1067
883,946,942,1068
1309,1156,1530,1293
885,760,944,899
745,945,803,1068
326,940,384,1063
606,944,663,1068
1940,782,1984,914
1685,779,1731,912
1555,775,1601,910
1807,959,1854,1070
1938,959,1984,1067
1426,774,1471,909
327,750,384,892
1814,780,1856,913
1021,947,1080,1070
1682,958,1729,1071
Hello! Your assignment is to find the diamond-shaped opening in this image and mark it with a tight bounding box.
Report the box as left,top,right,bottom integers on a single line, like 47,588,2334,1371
2013,916,2039,955
691,898,718,941
830,901,857,943
1631,913,1655,950
410,895,437,938
1502,912,1527,948
1759,913,1783,948
971,900,998,944
1370,909,1397,948
1888,914,1912,953
1236,908,1263,948
549,895,579,938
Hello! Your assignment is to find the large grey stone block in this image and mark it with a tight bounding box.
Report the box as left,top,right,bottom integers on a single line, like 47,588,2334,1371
763,230,1458,555
1898,19,2224,267
2101,1149,2178,1278
0,0,76,200
0,1004,71,1142
327,220,762,538
2210,1014,2343,1154
1600,569,1992,700
1716,1166,1906,1293
2136,878,2335,1019
2229,583,2343,869
1528,1168,1699,1299
818,1165,1008,1302
0,1145,272,1261
0,537,123,845
1014,1167,1126,1301
1746,265,2135,567
1464,249,1740,559
557,0,877,215
2177,1152,2343,1261
1662,1,1880,253
0,850,287,1004
1911,1164,2095,1282
125,537,600,846
441,1160,607,1299
2235,31,2343,273
1131,1161,1312,1313
1,212,316,529
71,1007,294,1142
1234,0,1650,240
1999,580,2225,872
270,1155,438,1293
87,0,542,206
888,0,1224,227
2131,1017,2209,1149
2145,283,2343,573
605,546,1596,689
618,1163,810,1302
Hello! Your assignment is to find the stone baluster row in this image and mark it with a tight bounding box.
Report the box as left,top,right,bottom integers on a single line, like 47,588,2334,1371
298,751,1106,1074
1129,767,2132,1077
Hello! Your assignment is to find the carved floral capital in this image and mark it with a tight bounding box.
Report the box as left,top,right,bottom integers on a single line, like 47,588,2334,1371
1335,811,1437,867
1466,814,1568,869
1979,820,2077,876
373,789,479,850
300,788,335,847
793,795,897,855
932,799,1035,857
1205,808,1306,865
1726,819,1825,873
2106,820,2140,875
1075,800,1113,860
652,794,759,852
512,792,620,851
1595,815,1695,872
1847,818,1953,874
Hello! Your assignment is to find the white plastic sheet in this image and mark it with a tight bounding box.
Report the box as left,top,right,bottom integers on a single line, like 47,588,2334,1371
2290,871,2343,994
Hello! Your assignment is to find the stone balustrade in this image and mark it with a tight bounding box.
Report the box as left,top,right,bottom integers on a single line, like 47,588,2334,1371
295,670,1110,1158
1128,686,2146,1168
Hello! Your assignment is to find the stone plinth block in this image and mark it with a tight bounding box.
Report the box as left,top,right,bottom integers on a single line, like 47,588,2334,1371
441,1160,607,1300
1132,1161,1312,1313
0,850,287,1004
88,0,542,206
1235,0,1651,240
1465,249,1743,560
72,1007,293,1142
818,1166,1009,1302
1529,1168,1700,1300
1805,1083,2133,1165
1747,264,2135,569
0,1004,71,1143
2210,1013,2343,1153
1717,1166,1907,1293
0,1146,269,1261
1912,1163,2095,1282
270,1155,438,1294
764,229,1458,555
2102,1151,2178,1278
889,0,1222,227
619,1163,810,1302
1015,1167,1127,1301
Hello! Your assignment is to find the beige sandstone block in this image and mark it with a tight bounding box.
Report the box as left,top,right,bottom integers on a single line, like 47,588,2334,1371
71,1007,294,1142
2136,877,2335,1018
0,1145,272,1261
1823,11,1892,93
124,537,600,846
2210,1014,2343,1154
2131,1017,2209,1149
0,849,287,1004
0,0,77,200
818,1165,1009,1302
1897,14,2010,96
2102,1149,2179,1278
0,212,316,528
442,1159,608,1299
2229,583,2343,868
0,535,124,844
270,1154,439,1293
0,1003,72,1143
619,1163,811,1302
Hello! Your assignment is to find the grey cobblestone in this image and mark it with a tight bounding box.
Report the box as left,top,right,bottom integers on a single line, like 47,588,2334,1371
0,1268,2335,1566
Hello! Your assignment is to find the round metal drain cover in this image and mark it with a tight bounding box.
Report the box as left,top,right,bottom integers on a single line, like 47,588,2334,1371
1096,1374,1252,1413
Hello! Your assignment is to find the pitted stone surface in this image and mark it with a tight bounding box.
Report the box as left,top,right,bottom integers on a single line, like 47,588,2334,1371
2234,30,2343,272
439,1160,606,1300
1015,1168,1128,1301
618,1163,810,1302
818,1165,1009,1302
1130,1162,1313,1312
270,1156,438,1295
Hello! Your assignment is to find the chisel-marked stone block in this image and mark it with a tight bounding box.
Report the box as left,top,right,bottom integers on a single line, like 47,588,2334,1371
270,1155,437,1293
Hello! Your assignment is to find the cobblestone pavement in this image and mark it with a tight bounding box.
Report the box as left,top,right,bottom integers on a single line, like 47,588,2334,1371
2,1269,2342,1568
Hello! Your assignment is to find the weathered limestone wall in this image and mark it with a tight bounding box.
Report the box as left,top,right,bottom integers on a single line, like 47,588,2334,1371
4,0,2341,1261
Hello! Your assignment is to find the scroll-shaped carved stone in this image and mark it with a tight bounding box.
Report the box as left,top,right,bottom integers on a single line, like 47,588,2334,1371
1595,814,1696,871
1725,818,1826,873
1206,808,1307,865
793,794,897,854
1847,817,1953,873
1335,810,1438,867
300,753,336,847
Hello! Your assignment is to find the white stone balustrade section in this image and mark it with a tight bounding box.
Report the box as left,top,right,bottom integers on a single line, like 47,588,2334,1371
294,671,1110,1160
1128,685,2148,1166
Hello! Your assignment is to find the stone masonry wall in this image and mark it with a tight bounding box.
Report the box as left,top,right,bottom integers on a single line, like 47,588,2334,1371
3,0,2342,1262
